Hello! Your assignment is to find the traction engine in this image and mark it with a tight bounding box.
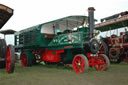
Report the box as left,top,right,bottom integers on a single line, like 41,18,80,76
15,7,110,73
96,11,128,63
0,4,15,73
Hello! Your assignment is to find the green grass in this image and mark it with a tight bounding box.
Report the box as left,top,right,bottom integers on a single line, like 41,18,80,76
0,63,128,85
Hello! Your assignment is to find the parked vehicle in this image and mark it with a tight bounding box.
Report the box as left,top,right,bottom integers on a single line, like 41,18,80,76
95,11,128,63
0,4,15,73
15,7,110,73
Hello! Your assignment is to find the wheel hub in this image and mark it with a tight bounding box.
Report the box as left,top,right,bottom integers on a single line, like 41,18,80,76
78,62,80,66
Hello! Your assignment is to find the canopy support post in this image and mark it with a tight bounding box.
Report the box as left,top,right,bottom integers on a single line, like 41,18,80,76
4,34,6,39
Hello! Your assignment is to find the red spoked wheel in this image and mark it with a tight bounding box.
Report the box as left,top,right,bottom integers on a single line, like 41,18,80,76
6,45,15,73
95,54,110,71
73,54,88,73
21,52,27,67
21,52,32,67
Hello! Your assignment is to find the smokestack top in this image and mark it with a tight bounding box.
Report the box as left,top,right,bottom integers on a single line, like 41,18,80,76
88,7,95,12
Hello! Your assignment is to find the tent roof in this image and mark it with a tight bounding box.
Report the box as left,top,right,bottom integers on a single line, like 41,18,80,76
17,15,87,34
42,15,87,32
0,4,13,29
0,29,16,35
42,15,87,26
95,15,128,32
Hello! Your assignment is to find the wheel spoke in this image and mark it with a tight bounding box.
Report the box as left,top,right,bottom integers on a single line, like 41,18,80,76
80,59,84,67
75,61,78,65
78,66,83,72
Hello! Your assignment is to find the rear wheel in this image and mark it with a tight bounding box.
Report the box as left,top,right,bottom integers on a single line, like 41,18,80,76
21,52,32,67
6,45,15,73
95,54,110,71
72,54,88,73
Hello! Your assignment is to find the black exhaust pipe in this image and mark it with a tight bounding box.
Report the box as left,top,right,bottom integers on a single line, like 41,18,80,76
84,7,100,54
88,7,95,38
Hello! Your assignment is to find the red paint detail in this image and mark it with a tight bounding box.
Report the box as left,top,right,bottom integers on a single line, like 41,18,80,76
111,35,117,38
123,43,128,48
73,55,85,73
6,46,11,72
119,38,123,43
64,46,73,48
112,39,116,44
120,32,123,35
45,34,54,38
107,37,112,46
87,53,91,58
21,52,27,67
87,53,97,67
41,49,64,62
87,53,107,70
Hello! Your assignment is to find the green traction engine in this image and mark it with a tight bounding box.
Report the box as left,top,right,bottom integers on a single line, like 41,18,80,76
15,7,110,73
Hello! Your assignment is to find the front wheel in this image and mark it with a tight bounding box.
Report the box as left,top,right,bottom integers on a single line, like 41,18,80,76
95,54,110,71
72,54,89,73
6,45,15,73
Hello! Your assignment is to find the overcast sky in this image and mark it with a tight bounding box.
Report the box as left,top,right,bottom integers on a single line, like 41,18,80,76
0,0,128,44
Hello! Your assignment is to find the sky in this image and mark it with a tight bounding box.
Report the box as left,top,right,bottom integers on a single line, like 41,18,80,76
0,0,128,45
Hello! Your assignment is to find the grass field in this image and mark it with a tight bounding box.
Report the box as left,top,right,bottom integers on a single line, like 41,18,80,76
0,63,128,85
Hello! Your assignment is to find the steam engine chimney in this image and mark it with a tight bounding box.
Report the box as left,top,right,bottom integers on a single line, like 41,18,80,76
88,7,95,38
